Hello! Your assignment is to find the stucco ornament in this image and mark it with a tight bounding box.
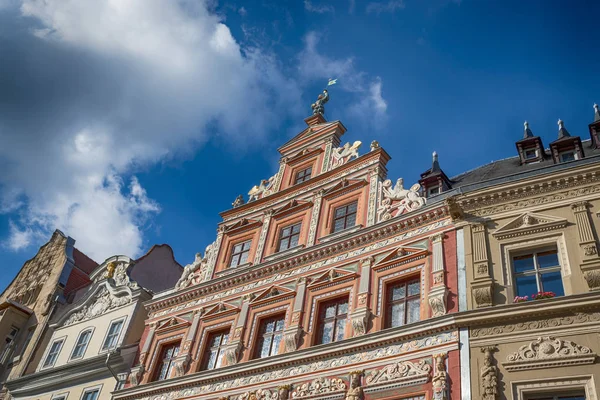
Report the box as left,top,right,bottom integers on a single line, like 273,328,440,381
330,141,361,169
365,359,431,387
234,389,279,400
248,174,277,202
377,178,426,221
291,377,346,398
502,336,596,371
63,286,132,326
480,347,498,400
175,242,215,290
431,353,448,400
345,371,364,400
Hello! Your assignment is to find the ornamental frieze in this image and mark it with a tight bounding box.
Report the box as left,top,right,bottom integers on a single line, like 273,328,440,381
470,312,600,338
364,359,431,389
150,219,451,318
291,377,346,399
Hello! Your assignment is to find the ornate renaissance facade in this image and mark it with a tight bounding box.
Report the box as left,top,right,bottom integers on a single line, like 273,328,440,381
113,106,462,400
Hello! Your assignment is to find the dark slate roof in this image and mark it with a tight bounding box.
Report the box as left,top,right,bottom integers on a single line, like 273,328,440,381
448,139,600,191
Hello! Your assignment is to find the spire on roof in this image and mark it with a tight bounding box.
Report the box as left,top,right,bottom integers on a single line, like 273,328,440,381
594,103,600,122
431,151,441,173
523,121,534,138
557,119,571,139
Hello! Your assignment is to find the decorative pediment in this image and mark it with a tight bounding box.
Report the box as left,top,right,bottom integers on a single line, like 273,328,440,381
372,245,428,271
365,359,432,390
322,178,367,199
200,302,240,320
287,147,323,165
290,377,346,399
308,268,357,291
155,316,191,333
272,200,313,218
250,285,295,306
223,218,262,235
492,212,567,240
502,336,596,372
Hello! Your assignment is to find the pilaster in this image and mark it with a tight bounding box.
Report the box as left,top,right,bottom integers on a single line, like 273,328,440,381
307,190,324,246
206,226,225,279
470,224,494,308
366,168,379,227
320,138,334,174
428,233,448,317
222,295,252,366
271,161,286,193
571,201,600,290
172,310,202,377
349,257,374,337
254,210,275,265
283,277,308,352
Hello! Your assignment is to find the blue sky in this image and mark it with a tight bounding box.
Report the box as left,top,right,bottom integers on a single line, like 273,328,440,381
1,0,599,293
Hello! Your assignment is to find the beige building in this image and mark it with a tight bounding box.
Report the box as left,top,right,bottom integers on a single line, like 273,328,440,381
449,110,600,399
0,230,98,400
4,246,182,400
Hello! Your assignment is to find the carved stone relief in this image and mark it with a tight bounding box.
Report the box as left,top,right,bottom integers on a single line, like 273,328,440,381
480,346,498,400
432,353,448,400
365,359,431,389
175,242,216,290
330,141,361,169
345,371,364,400
377,178,426,222
503,336,596,371
291,377,346,398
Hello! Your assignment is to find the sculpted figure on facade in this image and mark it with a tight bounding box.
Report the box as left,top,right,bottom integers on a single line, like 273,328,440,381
480,347,498,400
175,242,216,290
378,178,427,221
232,195,245,208
291,377,346,398
432,353,448,400
311,89,329,115
330,141,362,169
248,174,277,201
345,371,364,400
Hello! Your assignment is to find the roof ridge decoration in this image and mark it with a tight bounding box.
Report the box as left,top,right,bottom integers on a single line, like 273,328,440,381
377,178,427,221
175,241,217,290
248,172,279,202
502,336,596,372
492,212,568,240
557,118,571,139
330,141,362,169
523,121,534,139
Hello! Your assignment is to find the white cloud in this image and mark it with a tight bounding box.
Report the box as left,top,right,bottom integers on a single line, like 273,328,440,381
366,1,405,14
304,0,334,14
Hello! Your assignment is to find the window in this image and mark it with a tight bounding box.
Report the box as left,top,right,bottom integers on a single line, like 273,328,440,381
386,279,420,328
202,330,229,370
524,148,537,160
559,151,576,162
81,389,99,400
52,396,66,400
229,240,252,268
102,320,124,351
43,339,64,368
71,329,92,360
0,327,19,365
153,342,180,381
294,167,312,184
316,297,348,345
427,186,440,196
278,223,301,252
332,202,357,233
513,249,564,298
526,393,585,400
255,315,285,359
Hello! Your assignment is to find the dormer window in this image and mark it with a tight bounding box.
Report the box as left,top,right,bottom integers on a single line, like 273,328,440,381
559,150,576,162
549,119,584,164
524,148,538,160
294,167,312,184
516,122,545,165
427,186,440,197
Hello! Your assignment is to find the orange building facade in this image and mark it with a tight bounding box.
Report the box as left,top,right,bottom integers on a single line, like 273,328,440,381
113,111,463,400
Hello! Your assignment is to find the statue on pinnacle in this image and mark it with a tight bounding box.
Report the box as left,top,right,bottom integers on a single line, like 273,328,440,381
311,78,337,115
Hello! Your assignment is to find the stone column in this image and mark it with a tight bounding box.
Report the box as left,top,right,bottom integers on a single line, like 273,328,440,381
349,257,373,336
254,210,274,265
470,224,494,308
428,234,448,317
223,295,252,366
321,138,334,173
307,190,324,246
172,310,202,377
283,277,308,352
366,167,380,227
571,201,600,290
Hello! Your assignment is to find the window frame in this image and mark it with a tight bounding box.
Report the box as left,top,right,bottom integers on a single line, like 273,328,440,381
277,222,302,252
100,317,126,353
0,326,20,365
201,329,230,371
315,296,349,345
511,247,564,298
229,239,252,268
558,150,577,162
253,314,286,359
427,186,440,197
294,166,312,185
331,201,358,233
41,337,65,369
78,385,102,400
70,328,94,361
385,277,421,328
152,341,181,382
51,392,70,400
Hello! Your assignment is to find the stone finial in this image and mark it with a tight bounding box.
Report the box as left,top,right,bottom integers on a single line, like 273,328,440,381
523,121,534,138
232,194,245,208
594,103,600,122
431,151,440,172
557,118,570,138
370,140,380,151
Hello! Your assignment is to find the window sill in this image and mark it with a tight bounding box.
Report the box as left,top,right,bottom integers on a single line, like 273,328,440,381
319,225,363,244
263,245,306,263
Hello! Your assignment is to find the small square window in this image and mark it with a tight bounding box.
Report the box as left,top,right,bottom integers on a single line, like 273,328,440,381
229,240,252,268
81,389,99,400
294,167,312,184
332,202,358,233
513,248,564,299
524,148,537,160
102,320,124,351
559,151,576,162
428,186,440,196
277,223,301,252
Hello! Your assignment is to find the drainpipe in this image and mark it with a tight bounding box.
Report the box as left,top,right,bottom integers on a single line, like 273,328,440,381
105,351,121,390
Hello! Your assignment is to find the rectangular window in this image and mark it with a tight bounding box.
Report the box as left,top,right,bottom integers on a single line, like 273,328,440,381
513,248,564,299
0,327,19,364
386,279,420,328
428,186,440,196
294,167,312,184
43,339,64,368
81,389,99,400
526,393,585,400
277,223,301,252
316,297,348,345
255,315,285,359
525,148,537,160
71,329,92,360
559,151,576,162
332,202,358,233
102,320,124,351
229,240,252,268
202,330,229,370
153,342,180,381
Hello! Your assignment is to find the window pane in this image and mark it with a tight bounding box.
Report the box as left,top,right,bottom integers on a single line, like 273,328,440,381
206,350,217,370
324,304,337,318
541,271,564,297
513,254,535,273
390,303,405,328
345,215,356,229
335,207,346,217
537,251,559,269
337,301,348,315
335,318,346,342
292,224,301,234
515,274,537,297
260,337,272,358
348,202,358,213
321,321,334,344
391,285,406,300
407,281,420,296
239,251,249,265
265,320,275,333
334,218,345,232
407,298,420,324
281,227,291,236
271,334,282,356
275,319,285,331
242,241,251,250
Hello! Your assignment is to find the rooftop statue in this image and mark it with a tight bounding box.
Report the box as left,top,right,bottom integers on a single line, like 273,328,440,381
311,89,329,115
331,141,361,169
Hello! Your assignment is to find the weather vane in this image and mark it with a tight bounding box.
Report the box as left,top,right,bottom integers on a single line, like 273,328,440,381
311,78,338,115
